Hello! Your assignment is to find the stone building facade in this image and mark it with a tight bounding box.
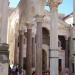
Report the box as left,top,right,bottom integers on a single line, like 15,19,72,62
8,0,74,75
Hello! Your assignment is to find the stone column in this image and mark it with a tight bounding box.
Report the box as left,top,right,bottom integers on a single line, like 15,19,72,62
14,37,18,65
32,34,36,68
26,22,32,75
73,0,75,73
19,30,23,66
74,55,75,75
35,15,43,75
48,0,62,75
65,37,69,68
73,55,75,74
72,26,75,74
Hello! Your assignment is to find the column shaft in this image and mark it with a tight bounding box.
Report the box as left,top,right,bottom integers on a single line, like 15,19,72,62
50,9,59,75
48,0,62,75
26,27,32,75
19,31,23,66
65,38,69,68
74,56,75,74
36,22,42,75
32,37,36,68
14,38,18,64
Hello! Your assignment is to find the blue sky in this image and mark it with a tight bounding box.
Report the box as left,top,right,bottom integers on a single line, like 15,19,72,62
9,0,73,15
58,0,73,15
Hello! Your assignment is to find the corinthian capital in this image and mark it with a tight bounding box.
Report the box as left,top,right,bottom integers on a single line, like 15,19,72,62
48,0,62,8
35,15,44,23
25,21,34,29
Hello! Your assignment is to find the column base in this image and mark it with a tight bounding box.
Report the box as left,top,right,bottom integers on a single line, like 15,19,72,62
49,49,59,75
0,43,9,75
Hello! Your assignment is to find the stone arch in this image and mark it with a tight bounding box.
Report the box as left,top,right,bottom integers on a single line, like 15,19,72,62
42,27,50,45
42,24,50,32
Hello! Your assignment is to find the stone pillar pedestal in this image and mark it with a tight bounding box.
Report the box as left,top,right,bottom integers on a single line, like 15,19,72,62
48,0,62,75
50,49,59,75
35,15,44,75
0,43,9,75
26,22,32,75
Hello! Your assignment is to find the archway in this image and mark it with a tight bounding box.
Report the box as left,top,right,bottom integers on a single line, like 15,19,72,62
42,27,50,71
42,27,50,45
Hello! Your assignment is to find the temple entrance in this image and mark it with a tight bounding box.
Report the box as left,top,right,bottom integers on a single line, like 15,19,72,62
42,49,47,72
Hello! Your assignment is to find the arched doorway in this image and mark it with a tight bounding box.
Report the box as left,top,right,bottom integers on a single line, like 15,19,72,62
42,27,50,45
42,27,50,72
42,49,47,72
